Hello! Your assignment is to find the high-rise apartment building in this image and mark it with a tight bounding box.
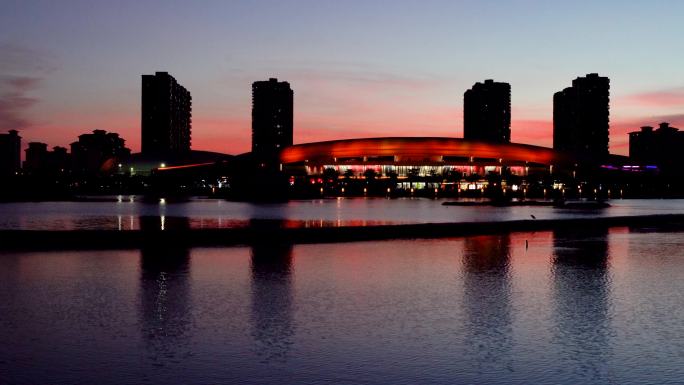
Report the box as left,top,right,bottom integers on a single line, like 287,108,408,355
553,73,610,159
71,130,130,176
463,79,511,143
251,78,293,164
629,122,684,172
0,130,21,176
141,72,192,155
23,142,49,174
23,142,71,175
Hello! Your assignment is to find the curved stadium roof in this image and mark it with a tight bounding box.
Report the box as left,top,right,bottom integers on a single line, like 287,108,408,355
280,137,568,166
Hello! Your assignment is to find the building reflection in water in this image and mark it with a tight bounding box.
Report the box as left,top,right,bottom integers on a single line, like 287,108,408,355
138,216,192,363
249,220,295,363
462,234,513,370
551,227,611,380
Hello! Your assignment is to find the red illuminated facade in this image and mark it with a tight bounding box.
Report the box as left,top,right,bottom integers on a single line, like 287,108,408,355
280,137,569,177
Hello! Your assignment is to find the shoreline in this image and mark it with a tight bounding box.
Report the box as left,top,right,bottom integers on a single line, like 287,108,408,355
2,214,684,250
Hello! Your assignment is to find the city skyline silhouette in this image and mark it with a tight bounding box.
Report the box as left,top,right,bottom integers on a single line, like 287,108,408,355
1,1,683,156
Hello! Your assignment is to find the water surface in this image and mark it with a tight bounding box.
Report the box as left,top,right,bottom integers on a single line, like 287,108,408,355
2,227,684,384
2,197,684,230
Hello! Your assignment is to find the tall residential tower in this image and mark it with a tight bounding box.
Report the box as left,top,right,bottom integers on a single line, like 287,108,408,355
0,130,21,176
629,122,684,173
553,73,610,159
463,79,511,143
141,72,192,155
251,78,293,165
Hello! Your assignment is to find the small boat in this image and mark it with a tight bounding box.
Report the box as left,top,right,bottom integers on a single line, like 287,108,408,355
554,199,610,209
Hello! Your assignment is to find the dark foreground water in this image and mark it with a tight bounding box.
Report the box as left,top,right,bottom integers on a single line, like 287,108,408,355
2,227,684,384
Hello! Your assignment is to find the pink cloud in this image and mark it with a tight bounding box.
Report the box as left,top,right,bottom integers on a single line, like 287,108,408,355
611,114,684,136
611,141,629,153
0,44,58,131
21,115,251,156
23,113,139,152
191,117,251,154
0,75,42,130
622,87,684,107
511,119,552,147
274,68,463,147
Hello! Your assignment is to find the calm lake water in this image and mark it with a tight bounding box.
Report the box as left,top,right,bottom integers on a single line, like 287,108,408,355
2,227,684,384
1,197,684,230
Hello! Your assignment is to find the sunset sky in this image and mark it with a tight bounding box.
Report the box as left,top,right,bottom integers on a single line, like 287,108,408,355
1,0,683,156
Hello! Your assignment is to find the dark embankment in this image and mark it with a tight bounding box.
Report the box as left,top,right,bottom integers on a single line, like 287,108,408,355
2,214,684,251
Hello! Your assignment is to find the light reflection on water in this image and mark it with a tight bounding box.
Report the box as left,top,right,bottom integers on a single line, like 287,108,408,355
139,235,192,366
2,228,684,384
2,198,684,230
551,227,612,382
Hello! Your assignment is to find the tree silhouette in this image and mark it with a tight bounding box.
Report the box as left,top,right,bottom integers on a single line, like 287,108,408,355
363,168,377,181
323,167,339,183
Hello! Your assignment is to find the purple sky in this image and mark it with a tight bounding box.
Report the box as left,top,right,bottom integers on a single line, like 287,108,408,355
1,0,683,155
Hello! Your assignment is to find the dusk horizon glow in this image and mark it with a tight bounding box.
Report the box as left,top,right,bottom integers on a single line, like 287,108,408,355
2,0,683,156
